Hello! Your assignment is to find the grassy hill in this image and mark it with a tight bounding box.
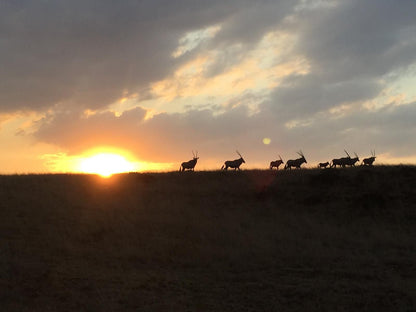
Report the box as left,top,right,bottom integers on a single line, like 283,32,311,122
1,166,415,311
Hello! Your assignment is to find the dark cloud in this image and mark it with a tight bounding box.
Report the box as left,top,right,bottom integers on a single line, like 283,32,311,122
296,0,416,80
210,0,292,46
4,0,414,113
264,0,416,124
265,74,382,120
0,0,269,112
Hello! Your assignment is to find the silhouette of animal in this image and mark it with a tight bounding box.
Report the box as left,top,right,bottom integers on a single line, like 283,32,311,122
318,162,329,169
331,157,349,168
331,150,356,168
179,151,199,172
284,151,307,170
345,151,359,167
270,155,284,170
221,151,245,170
362,150,376,166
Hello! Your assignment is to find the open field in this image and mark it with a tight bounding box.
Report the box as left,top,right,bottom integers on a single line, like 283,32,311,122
1,166,416,311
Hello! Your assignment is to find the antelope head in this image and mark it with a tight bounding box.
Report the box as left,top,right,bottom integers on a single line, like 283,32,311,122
297,150,307,163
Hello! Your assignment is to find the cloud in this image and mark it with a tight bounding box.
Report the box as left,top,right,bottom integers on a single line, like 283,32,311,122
296,0,416,80
5,0,414,114
33,105,258,163
1,0,270,112
261,0,416,126
33,98,416,167
34,106,147,155
264,74,382,120
3,0,416,168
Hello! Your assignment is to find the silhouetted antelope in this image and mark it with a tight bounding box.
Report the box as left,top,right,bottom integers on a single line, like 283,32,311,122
270,155,284,170
221,151,245,170
345,150,359,167
362,150,376,166
331,150,352,168
284,151,307,170
179,151,199,172
318,162,329,169
331,157,348,168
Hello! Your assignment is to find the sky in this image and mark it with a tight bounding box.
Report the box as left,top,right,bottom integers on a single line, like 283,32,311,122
1,0,416,174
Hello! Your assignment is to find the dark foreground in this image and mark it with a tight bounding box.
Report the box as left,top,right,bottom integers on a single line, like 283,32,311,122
1,166,416,311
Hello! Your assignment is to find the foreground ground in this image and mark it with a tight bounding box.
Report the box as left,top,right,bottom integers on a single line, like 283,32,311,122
1,166,415,311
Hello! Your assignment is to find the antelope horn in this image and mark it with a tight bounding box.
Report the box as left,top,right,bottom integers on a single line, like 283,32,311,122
236,150,242,157
279,155,282,161
344,149,351,157
354,152,358,158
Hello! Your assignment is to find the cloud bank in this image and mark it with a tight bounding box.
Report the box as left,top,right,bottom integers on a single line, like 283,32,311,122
2,0,416,168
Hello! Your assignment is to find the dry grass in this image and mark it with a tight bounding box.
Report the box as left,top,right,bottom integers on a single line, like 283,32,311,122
1,166,415,311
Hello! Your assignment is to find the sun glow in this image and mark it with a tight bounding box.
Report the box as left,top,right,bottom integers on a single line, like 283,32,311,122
78,153,137,177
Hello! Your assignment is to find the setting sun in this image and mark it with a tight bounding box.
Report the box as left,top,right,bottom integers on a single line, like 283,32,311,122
78,153,137,177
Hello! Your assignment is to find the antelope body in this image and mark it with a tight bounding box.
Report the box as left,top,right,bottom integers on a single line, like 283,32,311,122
284,151,307,170
318,162,329,169
331,150,358,168
270,155,284,170
179,151,199,172
221,151,245,170
344,150,359,167
331,157,350,168
346,154,359,167
362,150,376,166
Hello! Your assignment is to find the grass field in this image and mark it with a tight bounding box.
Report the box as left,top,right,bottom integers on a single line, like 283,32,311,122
1,166,416,311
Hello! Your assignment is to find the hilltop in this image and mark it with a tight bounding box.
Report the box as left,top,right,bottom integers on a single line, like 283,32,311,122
1,166,415,311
